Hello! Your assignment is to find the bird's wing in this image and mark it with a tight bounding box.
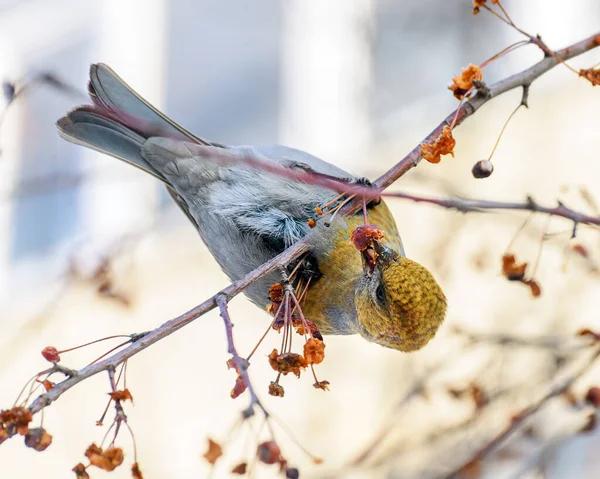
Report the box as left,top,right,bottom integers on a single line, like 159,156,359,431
141,138,347,250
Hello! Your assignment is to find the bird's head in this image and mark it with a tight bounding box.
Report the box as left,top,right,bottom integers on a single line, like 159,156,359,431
354,238,447,352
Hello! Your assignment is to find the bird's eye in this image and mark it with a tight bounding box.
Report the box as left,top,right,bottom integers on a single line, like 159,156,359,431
375,284,386,305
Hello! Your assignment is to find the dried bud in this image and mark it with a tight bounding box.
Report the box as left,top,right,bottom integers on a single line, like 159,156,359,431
85,444,124,472
109,389,134,403
303,338,326,365
131,462,144,479
351,224,385,251
72,463,90,479
268,283,284,303
0,406,33,436
268,382,285,398
313,380,330,391
421,126,456,164
501,254,527,281
232,463,247,475
471,159,494,178
203,438,223,464
41,346,61,363
579,68,600,86
449,64,483,99
268,350,307,377
307,218,317,229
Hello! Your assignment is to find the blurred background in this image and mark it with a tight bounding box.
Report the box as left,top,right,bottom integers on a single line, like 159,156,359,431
1,0,600,477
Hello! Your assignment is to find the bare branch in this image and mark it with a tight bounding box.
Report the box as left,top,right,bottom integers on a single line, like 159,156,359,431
445,345,600,478
374,31,600,190
27,239,310,415
382,192,600,228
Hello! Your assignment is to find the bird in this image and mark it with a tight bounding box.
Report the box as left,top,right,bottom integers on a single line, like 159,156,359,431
57,63,446,352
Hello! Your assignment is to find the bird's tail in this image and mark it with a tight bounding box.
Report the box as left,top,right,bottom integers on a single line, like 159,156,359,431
56,63,209,182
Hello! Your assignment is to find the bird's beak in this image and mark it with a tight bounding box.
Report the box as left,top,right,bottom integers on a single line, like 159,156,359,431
360,241,395,277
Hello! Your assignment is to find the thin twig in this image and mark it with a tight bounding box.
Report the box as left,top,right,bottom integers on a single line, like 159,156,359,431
444,346,600,478
26,239,310,415
381,192,600,228
372,32,600,191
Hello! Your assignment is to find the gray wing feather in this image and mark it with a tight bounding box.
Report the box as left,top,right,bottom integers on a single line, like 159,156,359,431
57,63,359,307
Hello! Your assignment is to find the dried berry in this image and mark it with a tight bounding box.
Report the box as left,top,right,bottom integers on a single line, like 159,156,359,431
472,159,494,178
232,462,247,475
421,126,456,164
24,427,52,451
109,389,134,403
85,444,124,472
41,346,61,363
72,463,90,479
449,64,483,99
202,438,223,464
257,441,281,465
268,382,285,398
303,338,326,365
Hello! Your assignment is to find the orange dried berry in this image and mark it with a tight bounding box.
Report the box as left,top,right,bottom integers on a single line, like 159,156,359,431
268,350,307,377
313,380,330,391
85,444,124,472
109,389,134,403
449,64,483,99
314,206,323,216
37,379,54,391
523,279,542,298
203,438,223,465
307,218,317,229
472,0,486,14
294,318,323,341
268,382,285,398
41,346,61,363
579,68,600,86
257,441,282,465
24,427,53,451
421,126,456,164
72,463,90,479
268,283,284,303
132,462,144,479
350,224,385,251
501,253,527,281
0,406,33,436
303,338,326,365
232,463,248,475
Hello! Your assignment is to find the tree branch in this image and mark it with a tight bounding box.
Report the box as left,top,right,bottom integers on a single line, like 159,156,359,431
374,31,600,190
445,345,600,479
27,240,310,415
382,192,600,229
